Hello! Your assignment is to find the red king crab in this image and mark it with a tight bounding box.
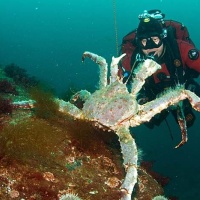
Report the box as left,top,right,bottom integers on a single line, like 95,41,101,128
54,51,200,200
12,52,200,200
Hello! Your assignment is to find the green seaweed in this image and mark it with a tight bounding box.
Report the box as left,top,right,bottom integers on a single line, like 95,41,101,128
29,85,59,119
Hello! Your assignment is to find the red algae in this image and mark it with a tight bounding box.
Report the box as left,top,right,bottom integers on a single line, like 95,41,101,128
0,113,125,200
0,104,167,200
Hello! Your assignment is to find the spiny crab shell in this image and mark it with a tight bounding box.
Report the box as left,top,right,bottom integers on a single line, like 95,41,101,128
82,81,138,129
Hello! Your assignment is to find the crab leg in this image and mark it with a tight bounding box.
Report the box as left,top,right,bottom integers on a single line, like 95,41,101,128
12,100,35,109
69,90,91,109
131,59,161,95
132,86,200,147
116,126,138,200
110,53,126,83
57,99,84,119
82,51,108,89
175,104,188,148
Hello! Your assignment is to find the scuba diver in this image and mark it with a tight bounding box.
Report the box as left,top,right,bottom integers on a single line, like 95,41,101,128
119,9,200,129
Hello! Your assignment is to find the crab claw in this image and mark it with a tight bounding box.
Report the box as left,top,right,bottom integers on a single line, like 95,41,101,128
111,53,126,68
82,51,107,66
110,53,126,83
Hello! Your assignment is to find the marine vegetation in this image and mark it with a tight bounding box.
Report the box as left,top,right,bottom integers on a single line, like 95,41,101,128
29,85,59,119
0,107,126,200
0,80,18,95
4,63,39,88
0,96,12,115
